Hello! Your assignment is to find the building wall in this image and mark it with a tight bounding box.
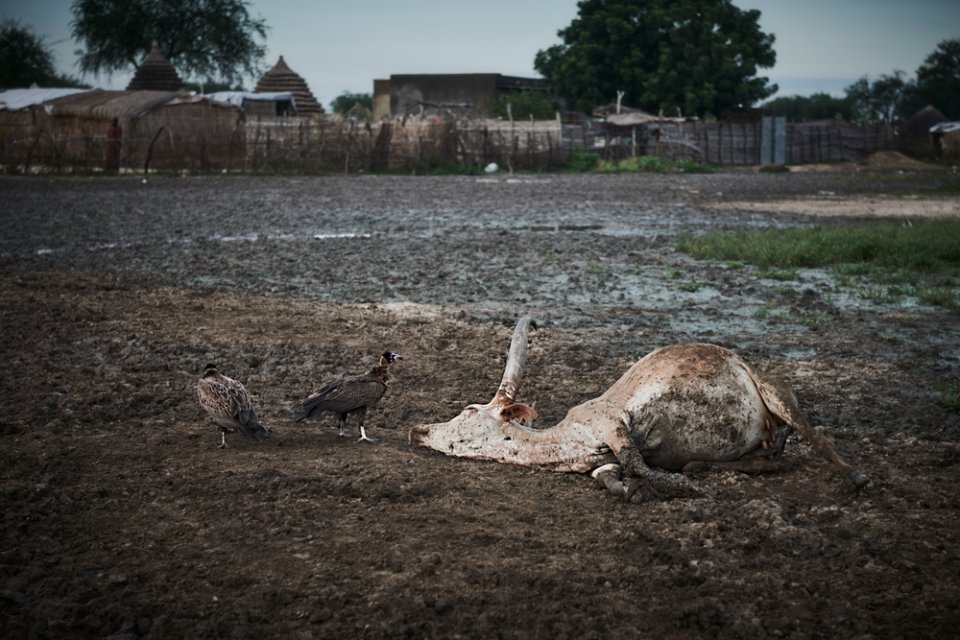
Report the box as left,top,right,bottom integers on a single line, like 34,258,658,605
388,74,543,117
938,130,960,160
372,79,391,121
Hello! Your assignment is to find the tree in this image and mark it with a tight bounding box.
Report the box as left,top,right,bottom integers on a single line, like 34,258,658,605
70,0,268,86
845,71,914,123
490,90,559,120
914,38,960,120
330,92,373,119
0,19,87,89
533,0,777,116
190,79,246,93
762,92,854,122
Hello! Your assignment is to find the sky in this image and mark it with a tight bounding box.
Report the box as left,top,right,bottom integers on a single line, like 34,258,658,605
3,0,958,108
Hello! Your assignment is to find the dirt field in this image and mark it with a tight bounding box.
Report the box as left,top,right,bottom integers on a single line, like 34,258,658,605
2,161,960,638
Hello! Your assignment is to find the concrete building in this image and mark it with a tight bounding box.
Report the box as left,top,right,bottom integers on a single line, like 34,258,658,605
373,73,545,119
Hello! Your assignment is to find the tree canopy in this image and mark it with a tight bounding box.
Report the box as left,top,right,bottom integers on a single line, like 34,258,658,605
762,92,854,123
764,40,960,124
845,71,912,123
70,0,268,85
490,90,559,120
534,0,777,116
0,19,87,89
914,38,960,120
330,92,373,119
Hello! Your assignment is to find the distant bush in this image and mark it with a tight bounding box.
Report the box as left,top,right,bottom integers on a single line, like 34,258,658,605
563,150,600,172
331,92,373,120
491,91,559,120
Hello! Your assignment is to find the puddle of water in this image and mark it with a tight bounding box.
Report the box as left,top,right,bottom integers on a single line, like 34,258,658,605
27,231,371,258
210,233,260,243
782,348,817,359
312,232,372,240
523,224,604,233
209,231,371,242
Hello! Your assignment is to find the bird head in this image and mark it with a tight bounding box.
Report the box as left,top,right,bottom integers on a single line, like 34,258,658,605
380,351,403,365
202,363,220,377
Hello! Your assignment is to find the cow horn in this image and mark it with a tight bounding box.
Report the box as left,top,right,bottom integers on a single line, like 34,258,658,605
494,316,535,403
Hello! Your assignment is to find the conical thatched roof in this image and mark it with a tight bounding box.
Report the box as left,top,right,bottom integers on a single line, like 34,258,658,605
127,41,183,92
254,56,323,114
904,104,946,136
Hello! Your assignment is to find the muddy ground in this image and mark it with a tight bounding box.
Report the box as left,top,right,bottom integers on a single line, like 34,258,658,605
2,162,960,638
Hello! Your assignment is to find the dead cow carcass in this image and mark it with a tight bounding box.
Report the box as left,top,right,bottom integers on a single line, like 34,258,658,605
410,317,868,500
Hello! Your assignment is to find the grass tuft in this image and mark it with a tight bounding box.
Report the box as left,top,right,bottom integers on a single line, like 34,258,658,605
677,220,960,272
597,155,715,174
939,381,960,414
676,219,960,309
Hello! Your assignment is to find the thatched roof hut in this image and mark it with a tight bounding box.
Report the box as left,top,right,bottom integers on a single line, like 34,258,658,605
126,41,184,91
49,89,181,120
0,89,242,173
900,105,946,157
254,56,323,114
929,121,960,160
207,91,297,117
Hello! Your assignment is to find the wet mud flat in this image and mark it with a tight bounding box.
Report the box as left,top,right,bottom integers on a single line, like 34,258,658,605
1,170,960,638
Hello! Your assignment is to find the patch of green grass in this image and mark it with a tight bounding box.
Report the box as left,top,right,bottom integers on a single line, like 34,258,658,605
676,281,702,292
917,286,958,309
876,328,896,342
938,381,960,414
801,313,827,328
913,180,960,198
833,274,853,287
563,151,600,172
677,220,960,272
598,155,671,173
758,267,799,281
753,307,790,321
858,285,903,304
674,159,716,173
597,155,715,174
677,220,960,309
833,262,875,278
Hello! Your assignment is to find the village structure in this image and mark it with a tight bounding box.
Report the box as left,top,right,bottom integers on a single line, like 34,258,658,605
0,44,956,174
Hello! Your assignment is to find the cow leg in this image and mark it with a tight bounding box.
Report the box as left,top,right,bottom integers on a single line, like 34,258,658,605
591,464,629,498
593,446,698,502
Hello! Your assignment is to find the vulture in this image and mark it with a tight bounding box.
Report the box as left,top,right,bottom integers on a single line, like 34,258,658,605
289,351,402,442
196,363,271,448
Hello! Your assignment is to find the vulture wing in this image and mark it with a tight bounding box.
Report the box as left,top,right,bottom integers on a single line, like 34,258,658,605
289,375,387,422
198,375,270,441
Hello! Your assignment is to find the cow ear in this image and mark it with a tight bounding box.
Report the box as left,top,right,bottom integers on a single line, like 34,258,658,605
501,403,538,423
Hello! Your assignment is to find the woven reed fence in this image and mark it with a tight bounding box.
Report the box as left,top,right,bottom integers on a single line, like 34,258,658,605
242,116,571,173
0,112,897,174
598,120,895,165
